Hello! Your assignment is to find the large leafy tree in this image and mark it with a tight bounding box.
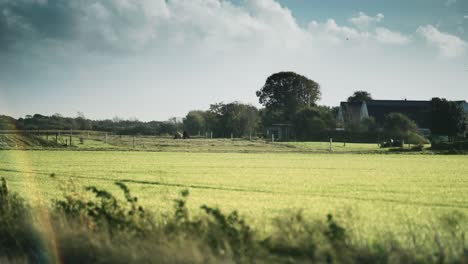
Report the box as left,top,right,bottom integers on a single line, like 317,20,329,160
430,98,466,142
256,72,320,120
347,91,372,103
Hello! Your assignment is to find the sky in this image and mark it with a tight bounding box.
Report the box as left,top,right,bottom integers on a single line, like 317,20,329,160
0,0,467,121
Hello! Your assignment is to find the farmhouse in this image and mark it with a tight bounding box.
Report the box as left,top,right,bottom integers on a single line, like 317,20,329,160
337,99,468,132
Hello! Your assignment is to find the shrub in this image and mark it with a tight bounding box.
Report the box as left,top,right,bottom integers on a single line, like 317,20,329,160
0,178,43,262
1,179,468,263
432,140,468,151
54,181,154,236
407,132,429,145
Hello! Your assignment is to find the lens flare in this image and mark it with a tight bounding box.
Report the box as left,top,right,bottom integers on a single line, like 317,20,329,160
2,122,61,263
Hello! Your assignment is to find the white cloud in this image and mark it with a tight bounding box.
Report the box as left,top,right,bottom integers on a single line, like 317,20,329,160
374,27,412,45
83,0,309,52
1,0,467,121
349,12,384,30
464,15,468,19
309,18,410,46
417,25,468,57
308,19,368,44
0,1,413,55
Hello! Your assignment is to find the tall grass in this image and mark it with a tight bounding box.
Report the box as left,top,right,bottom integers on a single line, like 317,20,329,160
0,177,467,263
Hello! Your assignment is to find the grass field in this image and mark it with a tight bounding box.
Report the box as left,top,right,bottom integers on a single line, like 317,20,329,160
1,147,467,245
1,133,419,153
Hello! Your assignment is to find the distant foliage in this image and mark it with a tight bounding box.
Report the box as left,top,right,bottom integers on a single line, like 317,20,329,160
183,111,207,136
383,113,419,140
430,98,466,142
0,115,17,130
11,113,183,136
292,106,336,141
208,102,259,138
347,91,373,103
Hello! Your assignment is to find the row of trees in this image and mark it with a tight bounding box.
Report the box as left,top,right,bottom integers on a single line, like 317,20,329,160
182,72,335,140
0,113,183,136
1,71,466,142
183,103,259,138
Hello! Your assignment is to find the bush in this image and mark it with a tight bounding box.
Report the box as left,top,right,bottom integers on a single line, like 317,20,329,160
432,140,468,151
54,181,154,236
1,179,468,263
407,132,429,145
0,178,43,262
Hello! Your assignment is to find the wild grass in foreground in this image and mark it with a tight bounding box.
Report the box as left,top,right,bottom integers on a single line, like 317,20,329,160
1,177,468,263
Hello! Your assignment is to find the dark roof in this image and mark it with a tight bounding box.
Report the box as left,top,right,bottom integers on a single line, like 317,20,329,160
365,100,431,128
365,100,430,107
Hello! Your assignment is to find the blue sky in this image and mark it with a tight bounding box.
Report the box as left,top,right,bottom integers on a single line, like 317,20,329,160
248,0,468,32
0,0,467,121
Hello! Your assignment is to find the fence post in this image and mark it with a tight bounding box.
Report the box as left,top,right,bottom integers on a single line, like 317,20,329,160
272,134,274,143
329,138,333,152
210,132,213,139
69,129,73,146
133,136,135,148
249,132,252,141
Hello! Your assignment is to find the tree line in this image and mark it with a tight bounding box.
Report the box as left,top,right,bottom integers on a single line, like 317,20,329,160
0,72,466,142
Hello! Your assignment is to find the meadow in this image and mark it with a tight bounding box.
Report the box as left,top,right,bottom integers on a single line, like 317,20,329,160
1,139,467,245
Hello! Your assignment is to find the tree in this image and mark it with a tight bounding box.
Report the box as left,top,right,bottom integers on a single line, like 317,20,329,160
430,98,466,142
360,117,379,133
0,116,16,130
292,106,335,141
183,111,206,135
256,72,320,121
208,102,259,138
76,112,92,130
347,91,372,103
384,113,418,140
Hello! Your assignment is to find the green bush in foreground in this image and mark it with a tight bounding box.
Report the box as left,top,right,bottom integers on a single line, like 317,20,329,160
1,178,468,263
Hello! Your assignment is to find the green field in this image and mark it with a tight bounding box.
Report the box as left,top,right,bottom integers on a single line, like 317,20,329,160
1,133,417,153
1,144,467,243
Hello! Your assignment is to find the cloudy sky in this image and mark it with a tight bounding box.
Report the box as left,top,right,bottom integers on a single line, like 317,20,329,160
0,0,467,121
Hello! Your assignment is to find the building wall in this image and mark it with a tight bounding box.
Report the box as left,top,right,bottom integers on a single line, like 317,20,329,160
360,102,369,120
460,102,468,114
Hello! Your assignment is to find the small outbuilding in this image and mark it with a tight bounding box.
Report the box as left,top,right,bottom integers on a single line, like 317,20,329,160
266,123,294,141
